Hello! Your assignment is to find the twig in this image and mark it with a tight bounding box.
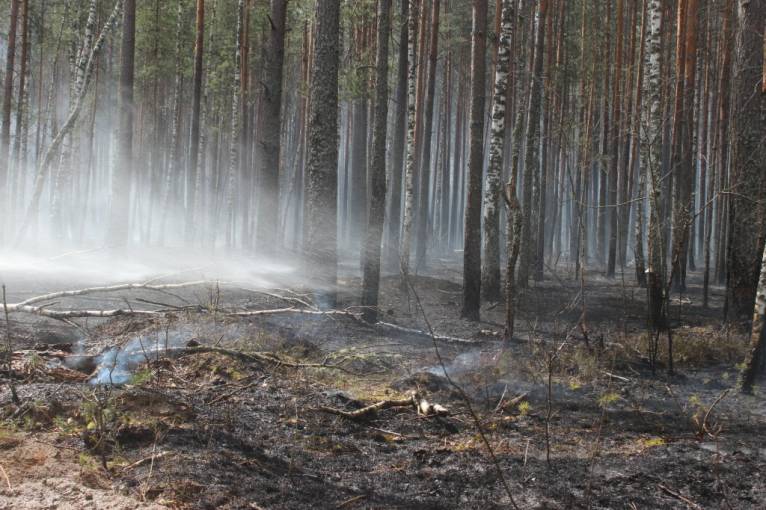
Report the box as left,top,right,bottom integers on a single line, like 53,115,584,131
0,463,11,490
123,451,172,471
336,495,366,508
701,389,729,439
658,484,703,509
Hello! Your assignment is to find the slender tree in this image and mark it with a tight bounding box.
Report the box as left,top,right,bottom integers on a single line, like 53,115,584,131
186,0,205,245
361,0,392,323
387,0,409,268
0,0,21,237
517,0,548,288
400,0,420,281
415,0,440,271
461,0,488,321
481,0,513,302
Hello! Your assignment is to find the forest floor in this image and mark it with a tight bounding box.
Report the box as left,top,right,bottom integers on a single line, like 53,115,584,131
0,252,765,509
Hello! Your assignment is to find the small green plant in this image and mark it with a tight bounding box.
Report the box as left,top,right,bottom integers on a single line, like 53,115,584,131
598,391,620,408
518,401,531,415
80,387,121,470
642,437,666,448
130,368,153,385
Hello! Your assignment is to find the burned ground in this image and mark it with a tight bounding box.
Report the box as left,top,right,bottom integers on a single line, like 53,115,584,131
0,262,765,509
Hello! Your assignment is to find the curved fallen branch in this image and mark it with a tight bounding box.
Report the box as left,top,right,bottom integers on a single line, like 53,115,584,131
317,392,449,420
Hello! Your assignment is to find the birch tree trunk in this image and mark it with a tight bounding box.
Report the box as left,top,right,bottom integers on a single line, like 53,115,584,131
400,0,420,281
740,243,766,393
16,0,123,245
387,0,409,269
481,0,513,302
643,0,669,346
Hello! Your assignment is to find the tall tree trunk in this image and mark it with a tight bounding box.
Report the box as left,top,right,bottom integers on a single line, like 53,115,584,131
186,0,205,245
349,26,370,251
415,0,440,271
254,0,288,253
670,0,699,292
725,0,766,323
0,0,20,238
632,0,648,288
481,0,513,302
361,0,391,324
517,0,548,288
400,0,420,281
108,0,135,247
10,0,29,223
304,0,341,307
606,0,625,278
461,0,488,321
644,0,669,368
387,0,409,269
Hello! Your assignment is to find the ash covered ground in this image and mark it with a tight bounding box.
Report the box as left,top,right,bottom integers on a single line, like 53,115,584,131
0,250,764,509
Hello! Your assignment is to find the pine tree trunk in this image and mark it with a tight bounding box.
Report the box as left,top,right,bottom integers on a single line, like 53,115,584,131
186,0,205,245
606,0,625,278
461,0,488,321
361,0,391,324
9,0,29,226
725,0,766,323
159,0,185,245
415,0,440,271
107,0,135,247
0,0,20,238
517,0,548,288
349,25,369,250
304,0,341,308
254,0,288,253
223,0,245,251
